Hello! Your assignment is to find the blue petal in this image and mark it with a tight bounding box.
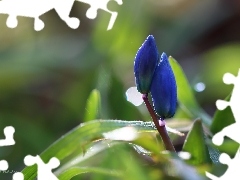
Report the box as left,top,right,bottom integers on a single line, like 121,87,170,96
134,35,159,94
150,52,177,118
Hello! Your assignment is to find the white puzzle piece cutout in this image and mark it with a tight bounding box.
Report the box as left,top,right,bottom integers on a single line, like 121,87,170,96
212,71,240,145
13,155,60,180
206,69,240,179
0,160,8,171
0,0,123,31
0,0,80,31
0,126,15,146
77,0,123,30
0,126,15,171
206,149,240,180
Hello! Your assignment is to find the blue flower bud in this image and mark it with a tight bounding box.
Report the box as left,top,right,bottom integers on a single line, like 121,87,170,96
150,52,177,119
134,35,159,94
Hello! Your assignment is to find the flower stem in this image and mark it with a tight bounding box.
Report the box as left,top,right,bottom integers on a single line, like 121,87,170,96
142,94,176,152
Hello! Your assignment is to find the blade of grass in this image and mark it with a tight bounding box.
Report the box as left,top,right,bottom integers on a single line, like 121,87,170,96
83,89,101,122
21,120,171,179
58,167,122,180
169,56,212,127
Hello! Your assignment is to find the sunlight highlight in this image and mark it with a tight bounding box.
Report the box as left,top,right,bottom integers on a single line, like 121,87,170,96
125,87,143,106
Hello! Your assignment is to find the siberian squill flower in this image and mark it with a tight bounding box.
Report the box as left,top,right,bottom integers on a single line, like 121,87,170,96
150,52,177,119
134,35,177,119
134,35,159,94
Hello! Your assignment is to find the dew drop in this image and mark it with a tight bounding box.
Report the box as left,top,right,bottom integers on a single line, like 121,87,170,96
194,82,205,92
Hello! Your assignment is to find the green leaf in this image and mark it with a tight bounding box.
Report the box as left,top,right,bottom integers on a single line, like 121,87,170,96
119,146,157,180
108,73,143,120
21,120,159,179
169,56,212,126
206,143,220,164
182,119,212,165
84,89,101,122
58,167,122,180
96,68,143,120
210,93,235,134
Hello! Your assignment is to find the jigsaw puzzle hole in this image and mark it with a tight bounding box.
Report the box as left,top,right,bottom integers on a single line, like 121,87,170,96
0,160,8,171
34,18,45,31
86,8,97,19
4,126,14,134
212,133,224,146
223,73,236,85
6,16,18,28
12,172,24,180
48,157,60,168
24,155,35,166
67,17,80,29
219,153,231,164
216,100,229,110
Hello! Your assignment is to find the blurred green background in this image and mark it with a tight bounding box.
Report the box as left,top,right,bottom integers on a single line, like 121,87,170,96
0,0,240,179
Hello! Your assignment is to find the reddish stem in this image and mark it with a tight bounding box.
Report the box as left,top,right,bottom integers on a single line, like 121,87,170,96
142,94,176,152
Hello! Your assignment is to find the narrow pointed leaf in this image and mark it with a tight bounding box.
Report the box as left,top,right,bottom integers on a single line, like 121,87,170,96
169,56,211,126
182,119,212,165
84,89,101,122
